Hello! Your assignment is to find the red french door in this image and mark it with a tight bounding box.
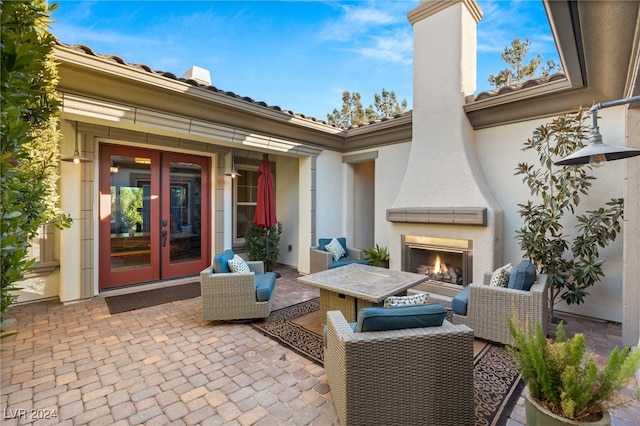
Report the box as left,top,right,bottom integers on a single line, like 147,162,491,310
99,145,210,289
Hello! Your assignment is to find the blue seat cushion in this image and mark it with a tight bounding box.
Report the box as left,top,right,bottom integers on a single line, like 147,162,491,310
508,260,537,291
213,249,234,273
355,303,446,332
330,257,369,269
318,237,347,253
452,286,470,316
255,272,277,302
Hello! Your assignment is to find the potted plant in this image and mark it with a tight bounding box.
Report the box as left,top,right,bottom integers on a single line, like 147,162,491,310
507,316,640,425
245,222,282,272
362,244,390,268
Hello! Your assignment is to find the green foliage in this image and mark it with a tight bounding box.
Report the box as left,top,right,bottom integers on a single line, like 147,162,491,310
244,222,282,272
327,88,407,128
120,187,143,229
362,244,389,267
365,88,408,121
488,38,562,88
1,0,71,334
327,91,364,128
514,108,623,320
508,317,640,420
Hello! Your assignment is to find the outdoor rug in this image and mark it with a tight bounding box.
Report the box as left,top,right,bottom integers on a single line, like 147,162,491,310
251,298,524,426
105,282,200,315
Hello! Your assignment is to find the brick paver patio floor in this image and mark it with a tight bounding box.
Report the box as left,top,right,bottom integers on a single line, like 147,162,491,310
1,265,638,425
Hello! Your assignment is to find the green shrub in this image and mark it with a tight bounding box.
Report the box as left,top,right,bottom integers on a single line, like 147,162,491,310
244,222,282,272
507,316,640,421
1,0,71,335
362,244,389,267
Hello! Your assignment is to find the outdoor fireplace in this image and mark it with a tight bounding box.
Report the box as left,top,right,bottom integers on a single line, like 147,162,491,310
402,235,472,294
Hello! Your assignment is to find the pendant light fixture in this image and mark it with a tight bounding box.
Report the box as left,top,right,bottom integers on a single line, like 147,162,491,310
61,121,91,164
555,96,640,167
225,130,241,178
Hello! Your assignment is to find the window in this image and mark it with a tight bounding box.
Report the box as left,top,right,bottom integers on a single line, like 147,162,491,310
26,224,58,276
233,165,259,245
232,156,277,247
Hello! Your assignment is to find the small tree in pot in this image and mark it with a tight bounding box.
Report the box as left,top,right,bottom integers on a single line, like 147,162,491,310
508,316,640,425
515,107,624,322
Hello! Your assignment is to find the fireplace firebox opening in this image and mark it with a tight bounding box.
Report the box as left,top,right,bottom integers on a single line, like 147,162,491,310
402,235,472,293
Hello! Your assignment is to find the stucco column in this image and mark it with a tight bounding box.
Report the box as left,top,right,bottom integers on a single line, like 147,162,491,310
298,156,315,274
59,120,84,303
623,107,640,348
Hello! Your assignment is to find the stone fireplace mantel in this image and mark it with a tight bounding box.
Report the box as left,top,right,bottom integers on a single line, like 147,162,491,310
386,207,487,226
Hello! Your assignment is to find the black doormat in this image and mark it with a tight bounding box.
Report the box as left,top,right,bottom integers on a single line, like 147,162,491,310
105,282,200,315
251,298,524,426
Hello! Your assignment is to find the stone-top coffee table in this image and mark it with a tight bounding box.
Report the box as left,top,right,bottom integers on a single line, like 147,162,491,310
298,263,428,323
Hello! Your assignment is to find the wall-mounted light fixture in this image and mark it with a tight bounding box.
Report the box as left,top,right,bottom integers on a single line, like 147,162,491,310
61,121,92,164
555,95,640,167
225,130,241,178
225,150,241,178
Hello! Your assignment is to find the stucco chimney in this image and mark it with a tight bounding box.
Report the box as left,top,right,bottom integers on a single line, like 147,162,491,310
388,0,504,284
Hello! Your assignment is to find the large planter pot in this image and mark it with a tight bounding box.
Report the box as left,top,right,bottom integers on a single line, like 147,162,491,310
524,387,611,426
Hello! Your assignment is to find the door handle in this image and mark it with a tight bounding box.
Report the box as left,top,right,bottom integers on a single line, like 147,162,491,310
162,230,168,247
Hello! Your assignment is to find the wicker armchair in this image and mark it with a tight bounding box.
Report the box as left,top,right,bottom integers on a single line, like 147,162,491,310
200,261,275,321
325,310,475,426
310,238,368,274
451,273,549,346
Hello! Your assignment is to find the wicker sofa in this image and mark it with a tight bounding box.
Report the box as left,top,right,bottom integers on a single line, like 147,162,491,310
309,237,369,274
325,309,475,426
200,250,276,321
451,270,549,346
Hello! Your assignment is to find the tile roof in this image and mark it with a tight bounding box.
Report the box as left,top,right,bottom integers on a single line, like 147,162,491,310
56,40,566,130
55,40,345,129
473,72,567,101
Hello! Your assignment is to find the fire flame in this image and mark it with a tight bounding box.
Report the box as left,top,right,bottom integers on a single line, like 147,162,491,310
433,255,448,274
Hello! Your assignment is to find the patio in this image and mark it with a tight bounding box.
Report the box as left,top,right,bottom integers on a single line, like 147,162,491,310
1,265,639,425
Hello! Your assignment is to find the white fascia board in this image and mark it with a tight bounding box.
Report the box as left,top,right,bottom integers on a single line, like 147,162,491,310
60,92,322,157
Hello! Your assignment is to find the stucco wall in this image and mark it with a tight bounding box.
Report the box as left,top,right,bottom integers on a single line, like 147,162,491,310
314,150,347,241
350,143,412,251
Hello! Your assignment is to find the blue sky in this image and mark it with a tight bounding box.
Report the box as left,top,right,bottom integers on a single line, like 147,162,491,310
50,0,559,121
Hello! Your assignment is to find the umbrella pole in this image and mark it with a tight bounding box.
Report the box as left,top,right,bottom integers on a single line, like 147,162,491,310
265,226,281,278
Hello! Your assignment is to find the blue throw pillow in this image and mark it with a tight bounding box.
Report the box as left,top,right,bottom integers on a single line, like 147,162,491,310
213,249,234,273
355,304,447,332
318,237,347,253
508,259,537,291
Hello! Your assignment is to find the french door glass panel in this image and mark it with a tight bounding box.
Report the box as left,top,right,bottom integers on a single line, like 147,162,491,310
100,146,160,288
168,161,202,264
161,153,210,279
110,155,152,269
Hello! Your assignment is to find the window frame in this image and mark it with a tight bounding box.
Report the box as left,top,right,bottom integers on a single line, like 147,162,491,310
232,163,259,247
26,224,59,277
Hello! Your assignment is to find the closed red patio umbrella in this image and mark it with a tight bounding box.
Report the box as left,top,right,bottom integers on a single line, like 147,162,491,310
253,154,279,274
254,154,277,228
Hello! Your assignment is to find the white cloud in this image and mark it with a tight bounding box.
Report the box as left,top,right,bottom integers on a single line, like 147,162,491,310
356,31,413,65
317,1,414,65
